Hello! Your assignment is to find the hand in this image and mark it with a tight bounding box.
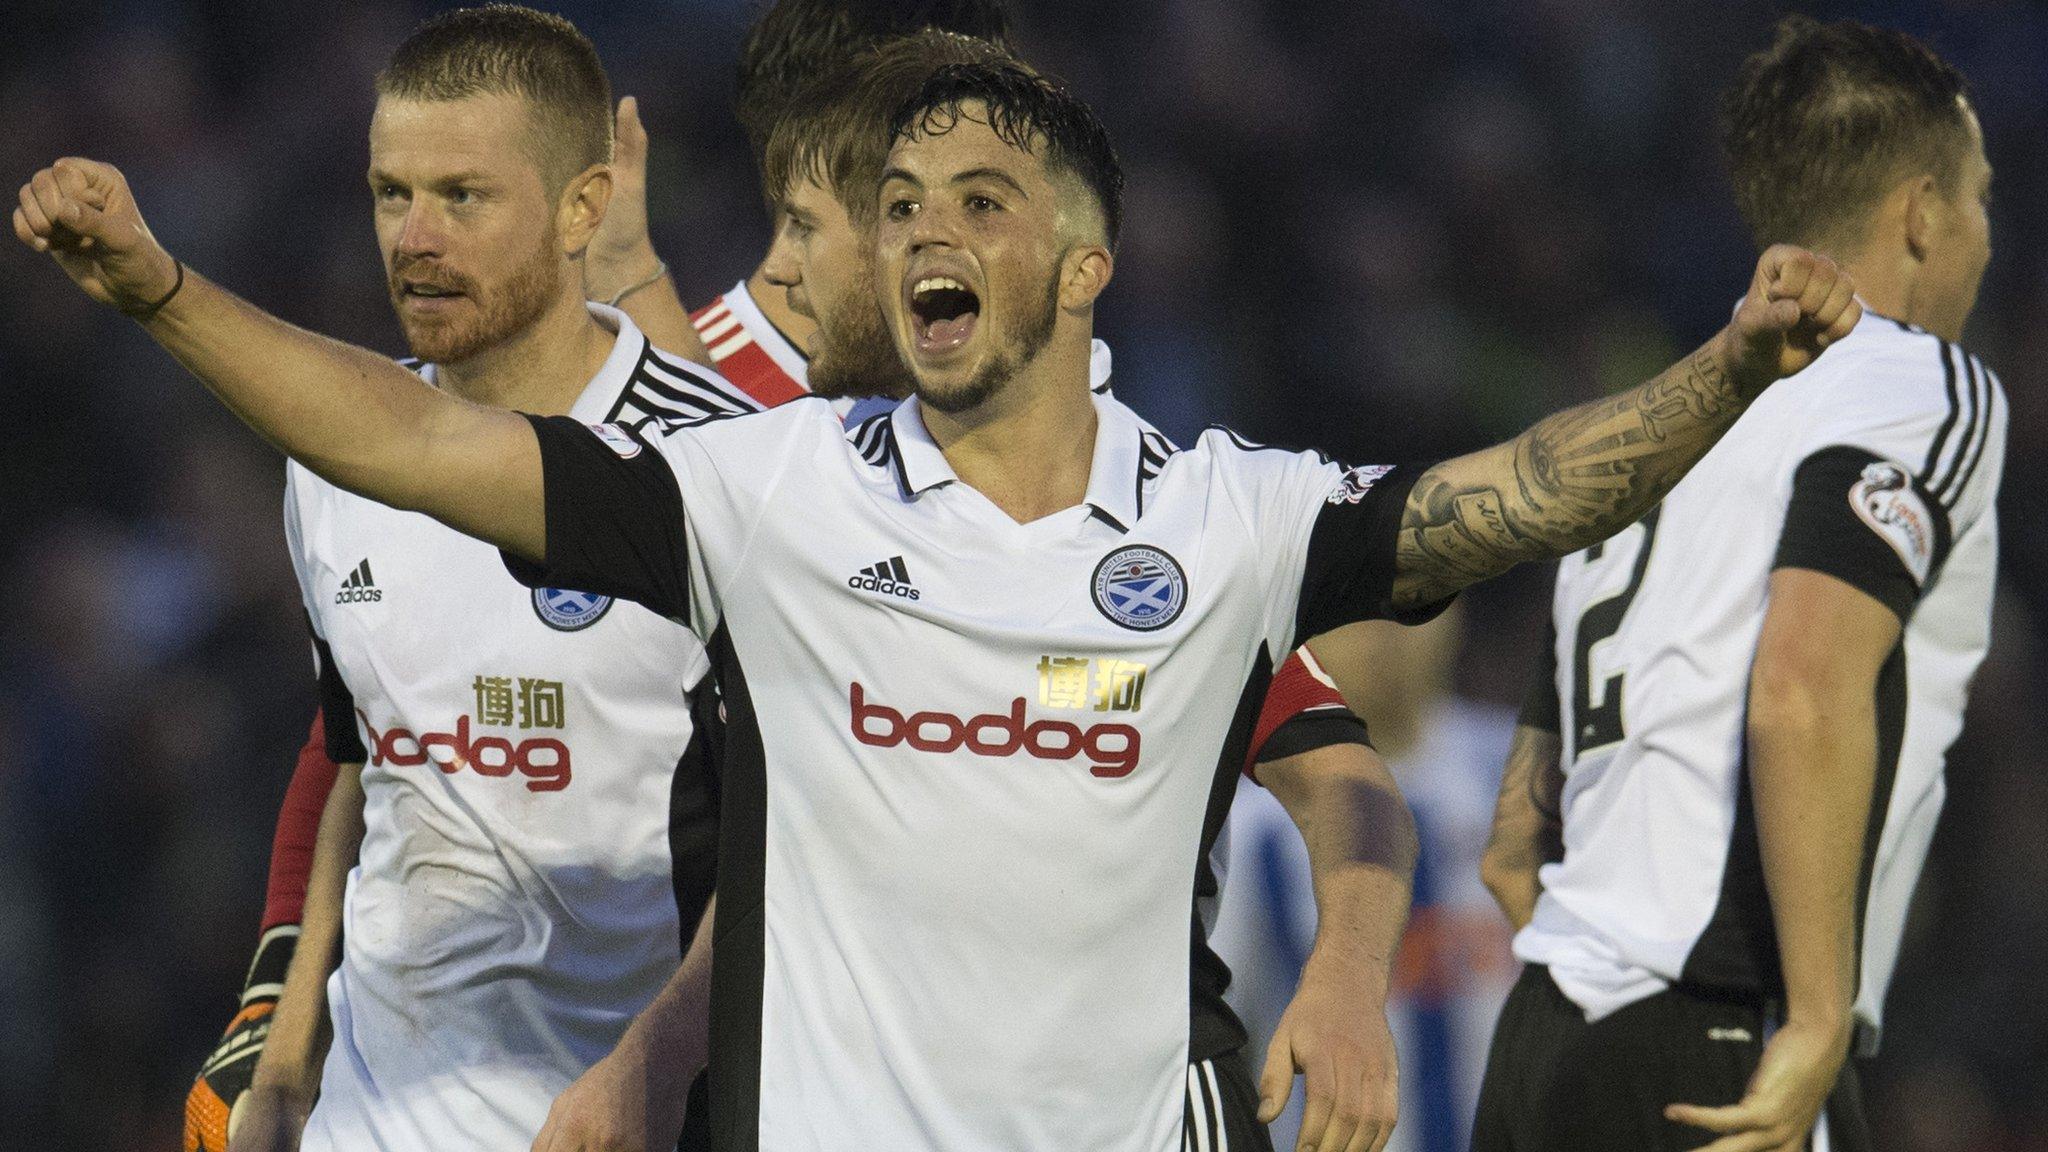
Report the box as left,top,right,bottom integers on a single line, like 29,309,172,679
1720,245,1862,397
532,1037,691,1152
1665,1016,1850,1152
1257,959,1400,1152
225,1081,313,1152
14,157,180,312
585,97,665,303
185,1000,276,1152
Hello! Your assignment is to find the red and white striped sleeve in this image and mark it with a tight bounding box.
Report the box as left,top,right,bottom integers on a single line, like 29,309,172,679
1243,646,1370,782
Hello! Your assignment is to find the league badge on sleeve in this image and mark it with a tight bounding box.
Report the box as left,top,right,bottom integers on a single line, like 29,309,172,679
533,587,614,632
1849,460,1936,585
588,423,643,459
1328,464,1395,505
1092,545,1188,631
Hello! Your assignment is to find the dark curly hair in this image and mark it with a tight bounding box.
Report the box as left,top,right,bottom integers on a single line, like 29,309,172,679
890,60,1123,247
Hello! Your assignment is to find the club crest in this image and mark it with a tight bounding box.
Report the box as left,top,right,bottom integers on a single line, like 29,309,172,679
533,587,613,632
1092,545,1188,632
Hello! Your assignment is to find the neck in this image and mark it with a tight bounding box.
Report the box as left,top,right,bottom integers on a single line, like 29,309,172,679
746,264,817,353
435,292,614,415
1837,244,1956,342
920,329,1098,525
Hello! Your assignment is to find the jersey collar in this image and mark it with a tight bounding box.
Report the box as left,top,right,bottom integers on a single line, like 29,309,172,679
566,303,654,423
886,390,1146,531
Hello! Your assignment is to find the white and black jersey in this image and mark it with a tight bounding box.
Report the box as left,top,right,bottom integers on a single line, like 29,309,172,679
287,306,756,1152
507,391,1435,1152
1517,310,2005,1050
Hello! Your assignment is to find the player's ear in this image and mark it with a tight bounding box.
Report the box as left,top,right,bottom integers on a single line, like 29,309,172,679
1902,172,1939,262
559,162,613,256
1058,244,1113,314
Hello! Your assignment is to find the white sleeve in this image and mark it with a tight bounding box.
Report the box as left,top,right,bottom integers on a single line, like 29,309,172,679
281,465,325,640
1203,430,1427,662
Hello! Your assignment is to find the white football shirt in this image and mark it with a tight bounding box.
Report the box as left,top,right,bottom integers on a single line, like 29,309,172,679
510,391,1430,1152
1517,311,2005,1049
287,306,755,1151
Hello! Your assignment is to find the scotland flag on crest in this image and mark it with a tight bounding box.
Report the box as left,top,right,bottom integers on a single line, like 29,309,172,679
1091,545,1188,631
533,587,613,632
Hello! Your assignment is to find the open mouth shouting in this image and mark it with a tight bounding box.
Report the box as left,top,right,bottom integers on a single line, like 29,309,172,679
908,274,981,355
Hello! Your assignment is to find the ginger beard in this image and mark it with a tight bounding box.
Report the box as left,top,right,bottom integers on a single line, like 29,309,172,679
806,246,915,401
388,220,561,365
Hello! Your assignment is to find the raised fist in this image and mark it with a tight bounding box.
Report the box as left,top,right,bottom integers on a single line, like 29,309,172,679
14,156,181,314
1724,244,1863,396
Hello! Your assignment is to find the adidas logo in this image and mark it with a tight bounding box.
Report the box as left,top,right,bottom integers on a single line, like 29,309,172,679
847,555,920,601
335,558,383,604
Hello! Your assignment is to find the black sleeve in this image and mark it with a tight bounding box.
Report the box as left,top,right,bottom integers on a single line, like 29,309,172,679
1517,615,1561,733
1254,709,1373,764
501,414,693,621
1773,446,1951,623
1294,463,1448,646
311,628,368,763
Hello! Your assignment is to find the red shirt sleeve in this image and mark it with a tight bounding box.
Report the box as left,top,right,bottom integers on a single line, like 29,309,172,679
1244,648,1368,782
261,711,343,931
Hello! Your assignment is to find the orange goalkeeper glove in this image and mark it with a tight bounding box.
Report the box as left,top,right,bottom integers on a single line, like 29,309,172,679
185,925,298,1152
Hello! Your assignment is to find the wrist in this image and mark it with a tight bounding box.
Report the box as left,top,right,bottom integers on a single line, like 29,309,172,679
1783,1001,1853,1035
122,253,185,320
248,1062,320,1100
1301,940,1392,1001
587,248,666,302
1711,325,1775,403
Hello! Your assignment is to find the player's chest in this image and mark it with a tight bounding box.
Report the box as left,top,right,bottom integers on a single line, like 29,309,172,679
729,490,1270,718
303,499,693,694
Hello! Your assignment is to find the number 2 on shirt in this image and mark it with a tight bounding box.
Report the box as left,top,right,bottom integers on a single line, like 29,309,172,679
1568,506,1661,759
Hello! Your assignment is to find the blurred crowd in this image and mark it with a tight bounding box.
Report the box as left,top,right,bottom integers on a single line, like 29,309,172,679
0,1,2042,1148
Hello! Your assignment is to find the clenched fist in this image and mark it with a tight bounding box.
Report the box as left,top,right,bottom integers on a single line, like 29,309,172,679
1721,244,1863,397
14,156,181,314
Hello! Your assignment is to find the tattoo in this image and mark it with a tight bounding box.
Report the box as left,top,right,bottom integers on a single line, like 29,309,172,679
1525,736,1564,827
1485,725,1565,875
1395,346,1745,606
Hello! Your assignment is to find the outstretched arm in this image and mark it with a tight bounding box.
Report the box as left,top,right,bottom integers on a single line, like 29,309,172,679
16,157,545,561
1389,246,1860,610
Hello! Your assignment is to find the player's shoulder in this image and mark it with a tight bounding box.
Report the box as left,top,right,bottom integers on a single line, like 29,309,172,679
1187,425,1320,467
612,339,765,433
1183,425,1355,494
1802,312,1993,416
1776,312,1996,465
653,392,838,456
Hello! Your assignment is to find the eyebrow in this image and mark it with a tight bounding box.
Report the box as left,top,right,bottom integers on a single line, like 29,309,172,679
951,167,1029,198
876,165,1030,199
366,168,493,187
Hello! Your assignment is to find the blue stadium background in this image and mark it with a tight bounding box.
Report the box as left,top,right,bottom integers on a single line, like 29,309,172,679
0,1,2042,1148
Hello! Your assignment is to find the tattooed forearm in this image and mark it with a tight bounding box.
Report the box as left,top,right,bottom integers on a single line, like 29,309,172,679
1481,724,1565,930
1393,343,1747,607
